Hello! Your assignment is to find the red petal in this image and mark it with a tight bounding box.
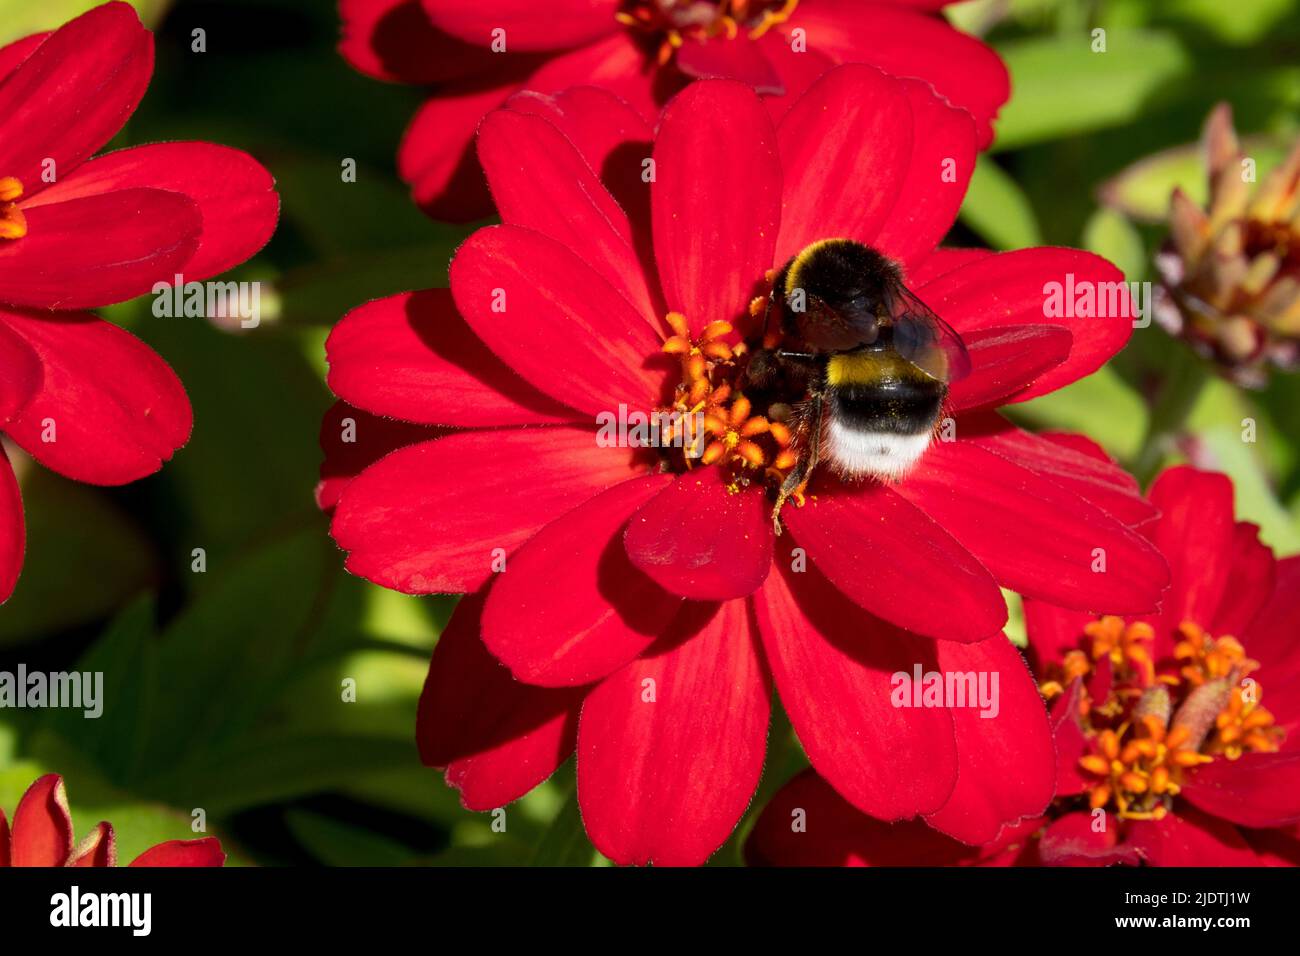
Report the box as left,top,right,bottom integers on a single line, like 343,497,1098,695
0,316,41,421
418,591,583,809
1146,467,1236,653
477,108,658,322
873,0,960,8
331,428,644,594
754,560,959,819
503,86,653,184
326,289,573,427
652,81,781,336
1023,599,1094,678
128,837,225,867
898,439,1169,613
339,0,496,84
69,822,116,867
0,33,47,81
0,309,192,486
0,807,9,866
1038,431,1112,461
577,599,770,866
623,467,773,601
1242,823,1300,866
1126,806,1261,866
967,418,1157,528
0,189,201,310
502,86,655,236
399,81,518,222
0,3,152,192
523,32,664,121
753,31,835,121
946,325,1072,412
793,0,1009,148
421,0,620,51
922,636,1055,845
908,247,993,287
0,449,22,605
783,481,1006,642
397,34,657,222
10,774,73,867
450,224,669,416
746,769,981,866
483,476,679,687
1037,811,1141,866
1181,751,1300,829
1241,557,1300,732
774,64,912,264
28,143,278,281
316,401,441,513
872,78,978,272
1211,521,1275,637
675,35,783,93
1048,678,1092,797
915,249,1134,403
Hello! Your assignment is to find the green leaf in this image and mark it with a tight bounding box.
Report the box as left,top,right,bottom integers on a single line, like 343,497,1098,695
1148,0,1298,46
136,311,330,552
0,759,237,866
1186,379,1300,553
276,244,461,328
33,528,435,817
959,156,1043,251
1006,363,1149,462
993,32,1192,150
145,734,418,814
530,789,599,867
39,599,160,779
1198,426,1300,553
285,809,419,867
1100,140,1290,223
0,0,171,43
0,468,156,647
273,156,452,258
1081,208,1149,281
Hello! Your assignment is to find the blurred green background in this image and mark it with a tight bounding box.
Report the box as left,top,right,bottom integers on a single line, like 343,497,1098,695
0,0,1297,866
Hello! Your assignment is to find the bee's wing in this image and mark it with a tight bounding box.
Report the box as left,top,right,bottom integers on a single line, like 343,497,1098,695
890,285,971,383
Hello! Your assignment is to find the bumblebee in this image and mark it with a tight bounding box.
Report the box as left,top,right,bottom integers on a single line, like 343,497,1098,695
745,238,971,531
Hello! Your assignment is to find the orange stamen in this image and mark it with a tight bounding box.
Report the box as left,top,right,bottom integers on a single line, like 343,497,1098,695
0,176,27,240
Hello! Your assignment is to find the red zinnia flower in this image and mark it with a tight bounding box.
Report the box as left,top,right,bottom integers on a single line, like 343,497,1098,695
339,0,1009,220
0,2,280,602
323,66,1167,864
748,466,1300,866
0,774,224,867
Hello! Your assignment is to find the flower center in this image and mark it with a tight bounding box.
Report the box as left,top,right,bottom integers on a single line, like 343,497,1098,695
617,0,799,64
1243,219,1300,276
1041,616,1283,821
658,302,801,496
0,177,27,241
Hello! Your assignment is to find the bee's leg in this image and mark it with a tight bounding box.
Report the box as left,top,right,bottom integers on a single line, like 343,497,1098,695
772,389,825,535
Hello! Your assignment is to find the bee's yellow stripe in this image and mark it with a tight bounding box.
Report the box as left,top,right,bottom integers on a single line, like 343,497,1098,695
826,351,885,386
826,349,929,387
